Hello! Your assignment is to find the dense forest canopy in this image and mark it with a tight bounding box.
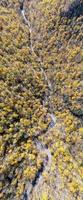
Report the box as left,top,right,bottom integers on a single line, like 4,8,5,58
0,0,83,199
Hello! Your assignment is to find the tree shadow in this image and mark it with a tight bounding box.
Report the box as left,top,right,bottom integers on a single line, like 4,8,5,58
61,0,83,18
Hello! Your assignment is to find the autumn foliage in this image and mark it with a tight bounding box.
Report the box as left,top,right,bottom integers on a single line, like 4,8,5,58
0,0,83,199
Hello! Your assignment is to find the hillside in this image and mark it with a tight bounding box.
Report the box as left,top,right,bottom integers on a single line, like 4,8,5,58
0,0,83,200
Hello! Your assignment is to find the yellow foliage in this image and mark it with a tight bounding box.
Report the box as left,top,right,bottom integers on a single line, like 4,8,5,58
0,0,83,199
41,192,48,200
68,181,79,193
79,127,83,133
24,167,36,179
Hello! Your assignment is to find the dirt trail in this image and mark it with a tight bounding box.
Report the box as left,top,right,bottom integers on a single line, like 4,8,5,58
20,1,56,199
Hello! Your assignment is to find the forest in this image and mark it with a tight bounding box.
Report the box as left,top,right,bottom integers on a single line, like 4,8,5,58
0,0,83,199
